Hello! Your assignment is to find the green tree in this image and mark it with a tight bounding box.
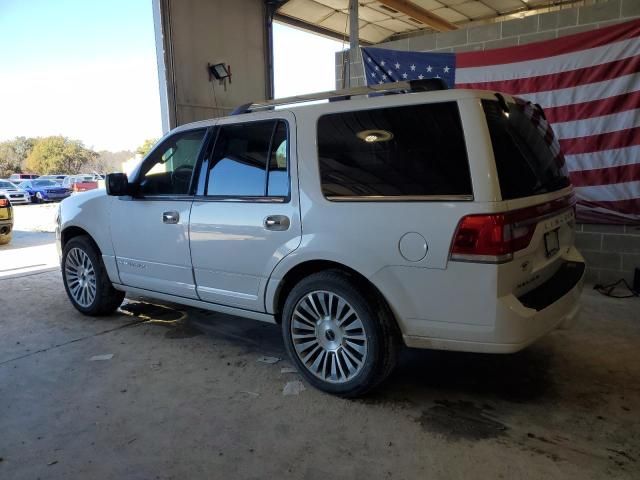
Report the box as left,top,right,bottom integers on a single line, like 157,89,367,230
25,136,98,175
136,138,158,157
0,136,36,177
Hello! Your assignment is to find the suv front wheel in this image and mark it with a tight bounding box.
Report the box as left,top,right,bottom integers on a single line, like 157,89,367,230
62,235,125,316
282,271,398,397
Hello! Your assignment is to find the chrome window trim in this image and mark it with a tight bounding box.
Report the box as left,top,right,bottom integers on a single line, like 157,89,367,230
117,195,194,202
325,194,474,202
192,195,288,204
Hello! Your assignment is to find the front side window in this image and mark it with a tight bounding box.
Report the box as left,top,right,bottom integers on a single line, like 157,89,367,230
317,102,472,199
137,129,206,196
206,120,289,198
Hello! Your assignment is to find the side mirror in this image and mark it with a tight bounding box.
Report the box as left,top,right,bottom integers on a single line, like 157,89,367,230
106,173,130,196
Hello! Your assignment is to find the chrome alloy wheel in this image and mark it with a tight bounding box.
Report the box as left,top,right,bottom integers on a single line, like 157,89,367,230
64,247,97,308
291,290,368,383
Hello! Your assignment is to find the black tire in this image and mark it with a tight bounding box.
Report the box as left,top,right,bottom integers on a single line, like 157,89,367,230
62,235,124,316
0,232,11,245
281,270,398,397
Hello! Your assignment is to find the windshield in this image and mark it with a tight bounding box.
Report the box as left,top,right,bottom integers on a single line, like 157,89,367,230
33,180,57,187
0,181,15,188
483,99,570,200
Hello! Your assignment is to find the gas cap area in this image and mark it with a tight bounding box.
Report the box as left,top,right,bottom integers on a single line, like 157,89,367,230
398,232,428,262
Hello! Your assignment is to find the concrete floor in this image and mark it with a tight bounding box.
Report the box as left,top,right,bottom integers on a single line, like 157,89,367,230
1,208,639,479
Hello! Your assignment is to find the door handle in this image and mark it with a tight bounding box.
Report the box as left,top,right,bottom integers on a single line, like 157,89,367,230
264,215,290,231
162,211,180,224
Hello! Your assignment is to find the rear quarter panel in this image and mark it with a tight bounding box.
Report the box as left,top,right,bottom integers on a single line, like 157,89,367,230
266,93,506,330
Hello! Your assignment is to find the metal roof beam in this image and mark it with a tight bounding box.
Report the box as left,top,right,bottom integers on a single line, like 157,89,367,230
377,0,457,32
274,13,372,45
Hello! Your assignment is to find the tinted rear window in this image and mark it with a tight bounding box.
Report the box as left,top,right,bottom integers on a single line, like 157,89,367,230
483,99,570,200
317,102,472,198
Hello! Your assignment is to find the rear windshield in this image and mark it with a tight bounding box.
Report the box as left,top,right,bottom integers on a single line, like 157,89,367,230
483,99,569,200
317,102,472,199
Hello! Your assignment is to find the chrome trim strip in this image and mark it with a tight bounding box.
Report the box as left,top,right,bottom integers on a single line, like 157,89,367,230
196,285,258,301
193,195,288,203
118,195,194,202
325,195,474,202
112,284,276,324
450,253,513,264
512,206,574,228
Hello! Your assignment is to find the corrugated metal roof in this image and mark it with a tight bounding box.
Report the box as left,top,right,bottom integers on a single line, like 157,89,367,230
276,0,583,44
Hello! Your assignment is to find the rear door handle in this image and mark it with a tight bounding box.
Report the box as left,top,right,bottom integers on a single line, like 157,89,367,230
264,215,290,231
162,211,180,224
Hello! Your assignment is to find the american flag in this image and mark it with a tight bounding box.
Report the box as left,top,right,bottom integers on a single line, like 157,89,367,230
362,18,640,224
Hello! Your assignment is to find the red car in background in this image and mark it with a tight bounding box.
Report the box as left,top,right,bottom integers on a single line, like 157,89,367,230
62,174,103,193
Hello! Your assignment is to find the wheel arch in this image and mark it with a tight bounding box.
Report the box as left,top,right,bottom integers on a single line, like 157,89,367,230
269,259,401,333
61,226,100,253
60,225,121,284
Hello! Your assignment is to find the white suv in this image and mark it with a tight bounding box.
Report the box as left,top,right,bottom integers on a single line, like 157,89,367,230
57,81,585,396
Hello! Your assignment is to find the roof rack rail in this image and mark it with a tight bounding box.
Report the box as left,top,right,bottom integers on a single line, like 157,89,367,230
231,78,447,115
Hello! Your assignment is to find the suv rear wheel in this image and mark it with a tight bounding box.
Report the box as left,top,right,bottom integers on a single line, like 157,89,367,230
62,235,124,315
282,270,398,397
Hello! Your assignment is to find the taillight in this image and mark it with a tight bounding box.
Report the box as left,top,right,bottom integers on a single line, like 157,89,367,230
0,198,9,207
450,194,576,263
450,213,535,263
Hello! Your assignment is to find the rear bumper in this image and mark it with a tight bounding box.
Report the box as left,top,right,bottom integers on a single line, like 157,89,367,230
401,250,585,353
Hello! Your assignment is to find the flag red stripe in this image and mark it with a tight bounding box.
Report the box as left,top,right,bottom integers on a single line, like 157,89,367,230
559,127,640,155
544,90,640,123
569,163,640,187
576,208,635,224
578,198,640,215
456,18,640,68
456,54,640,94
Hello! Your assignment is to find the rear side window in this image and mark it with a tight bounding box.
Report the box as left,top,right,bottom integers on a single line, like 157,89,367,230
207,120,289,198
483,99,570,200
317,102,472,199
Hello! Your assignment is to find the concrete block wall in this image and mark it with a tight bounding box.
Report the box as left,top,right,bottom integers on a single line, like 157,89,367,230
576,225,640,284
334,0,640,283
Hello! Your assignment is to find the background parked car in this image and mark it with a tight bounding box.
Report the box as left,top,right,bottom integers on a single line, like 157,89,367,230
62,174,100,193
38,174,68,184
18,179,71,203
9,173,39,182
0,179,30,204
0,194,13,245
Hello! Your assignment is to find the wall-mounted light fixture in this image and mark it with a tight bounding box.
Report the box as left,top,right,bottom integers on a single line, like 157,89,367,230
208,62,231,81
